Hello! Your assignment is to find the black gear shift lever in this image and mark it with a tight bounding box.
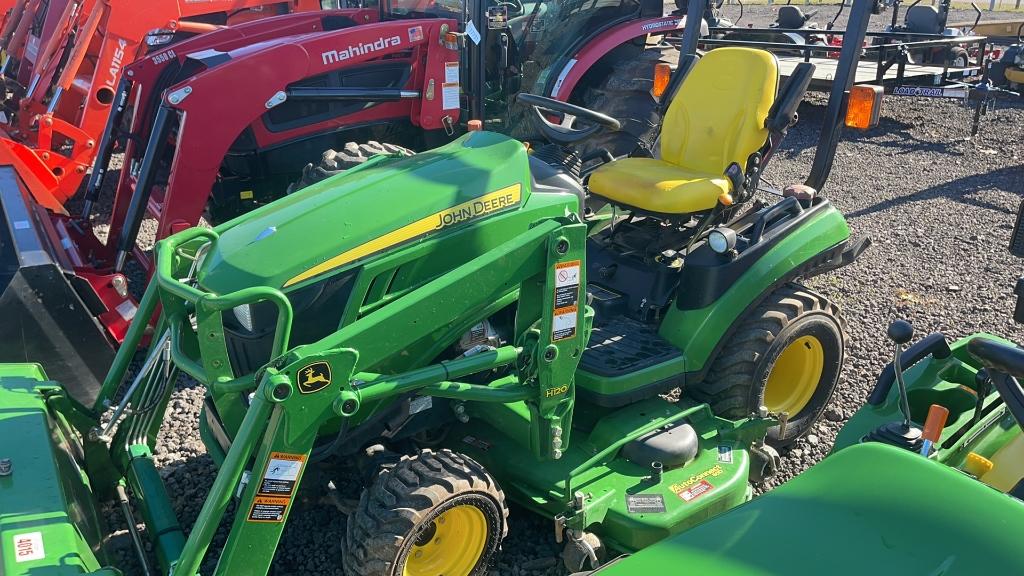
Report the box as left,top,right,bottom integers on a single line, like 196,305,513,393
888,319,915,427
862,320,924,450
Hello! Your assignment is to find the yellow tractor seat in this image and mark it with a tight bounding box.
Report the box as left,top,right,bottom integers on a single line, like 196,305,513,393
589,47,780,215
587,158,729,214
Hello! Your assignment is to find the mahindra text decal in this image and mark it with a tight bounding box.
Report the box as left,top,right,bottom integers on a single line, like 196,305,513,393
321,36,402,65
641,18,681,31
104,38,130,89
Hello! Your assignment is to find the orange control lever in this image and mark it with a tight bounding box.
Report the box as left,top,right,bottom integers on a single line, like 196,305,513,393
920,404,949,456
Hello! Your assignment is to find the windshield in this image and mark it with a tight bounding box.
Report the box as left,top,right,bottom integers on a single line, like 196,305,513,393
515,0,641,92
385,0,467,19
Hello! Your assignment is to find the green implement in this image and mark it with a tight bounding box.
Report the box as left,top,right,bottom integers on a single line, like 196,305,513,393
588,443,1024,576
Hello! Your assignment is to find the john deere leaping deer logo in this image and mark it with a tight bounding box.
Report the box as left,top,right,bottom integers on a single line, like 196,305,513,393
297,361,332,394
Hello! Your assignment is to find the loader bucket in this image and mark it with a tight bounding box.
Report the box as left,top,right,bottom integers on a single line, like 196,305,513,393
0,137,67,213
0,364,109,574
0,163,115,408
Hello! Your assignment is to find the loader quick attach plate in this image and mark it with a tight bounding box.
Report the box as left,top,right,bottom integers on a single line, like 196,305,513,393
0,166,114,408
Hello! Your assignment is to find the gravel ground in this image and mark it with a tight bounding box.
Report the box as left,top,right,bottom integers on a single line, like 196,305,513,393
92,4,1024,574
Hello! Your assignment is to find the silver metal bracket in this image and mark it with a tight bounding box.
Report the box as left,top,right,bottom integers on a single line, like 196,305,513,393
167,86,193,105
265,90,287,109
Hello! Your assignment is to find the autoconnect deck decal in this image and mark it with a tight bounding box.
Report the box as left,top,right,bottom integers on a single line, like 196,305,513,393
669,465,724,502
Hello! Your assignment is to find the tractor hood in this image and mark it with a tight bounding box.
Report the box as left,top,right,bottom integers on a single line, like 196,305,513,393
198,132,533,293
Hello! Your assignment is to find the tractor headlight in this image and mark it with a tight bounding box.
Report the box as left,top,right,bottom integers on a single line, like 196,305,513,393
708,227,737,254
232,304,254,332
146,29,176,46
222,271,358,376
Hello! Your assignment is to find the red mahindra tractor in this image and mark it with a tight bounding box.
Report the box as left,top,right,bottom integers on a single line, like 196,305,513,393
0,0,696,408
0,0,323,212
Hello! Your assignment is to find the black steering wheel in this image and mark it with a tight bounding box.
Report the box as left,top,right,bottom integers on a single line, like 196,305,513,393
967,338,1024,432
516,92,620,147
494,0,524,16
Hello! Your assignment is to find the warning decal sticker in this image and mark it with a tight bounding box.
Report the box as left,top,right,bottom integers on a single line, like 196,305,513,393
442,83,459,110
677,479,714,502
247,496,290,523
669,464,724,503
552,260,581,341
258,452,305,497
444,61,460,84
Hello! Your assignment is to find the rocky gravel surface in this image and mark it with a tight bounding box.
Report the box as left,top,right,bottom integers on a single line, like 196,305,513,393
92,4,1023,574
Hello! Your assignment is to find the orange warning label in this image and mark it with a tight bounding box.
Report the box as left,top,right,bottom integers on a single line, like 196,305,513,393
258,452,306,497
247,496,291,523
552,260,580,342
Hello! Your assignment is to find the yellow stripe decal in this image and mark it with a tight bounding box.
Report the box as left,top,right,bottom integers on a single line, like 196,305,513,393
284,184,522,287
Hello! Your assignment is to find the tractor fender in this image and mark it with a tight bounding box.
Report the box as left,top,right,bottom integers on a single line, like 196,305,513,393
658,201,854,380
548,15,708,101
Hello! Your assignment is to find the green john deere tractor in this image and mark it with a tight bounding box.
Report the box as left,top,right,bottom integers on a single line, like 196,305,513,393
583,196,1024,576
0,0,877,573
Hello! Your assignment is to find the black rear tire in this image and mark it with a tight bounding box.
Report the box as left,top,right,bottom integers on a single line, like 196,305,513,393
578,46,668,159
688,283,845,447
289,141,413,193
342,448,508,576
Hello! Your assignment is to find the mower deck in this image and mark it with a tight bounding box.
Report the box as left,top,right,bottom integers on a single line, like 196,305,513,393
450,397,754,552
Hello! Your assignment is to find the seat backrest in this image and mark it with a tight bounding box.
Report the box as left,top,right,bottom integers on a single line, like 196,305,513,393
660,48,779,177
777,5,807,29
905,5,942,34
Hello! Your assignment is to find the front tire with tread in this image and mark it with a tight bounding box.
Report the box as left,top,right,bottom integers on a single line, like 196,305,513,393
342,448,508,576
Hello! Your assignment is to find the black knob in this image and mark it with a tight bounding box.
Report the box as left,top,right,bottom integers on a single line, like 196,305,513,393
887,320,914,345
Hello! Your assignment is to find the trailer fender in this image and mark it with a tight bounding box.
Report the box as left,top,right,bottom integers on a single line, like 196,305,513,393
548,14,707,101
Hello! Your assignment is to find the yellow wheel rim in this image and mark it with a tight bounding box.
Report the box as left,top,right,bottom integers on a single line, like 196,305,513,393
403,504,488,576
764,335,824,416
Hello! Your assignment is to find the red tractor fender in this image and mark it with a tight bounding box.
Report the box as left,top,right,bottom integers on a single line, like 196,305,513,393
548,14,705,101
